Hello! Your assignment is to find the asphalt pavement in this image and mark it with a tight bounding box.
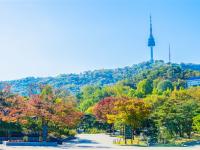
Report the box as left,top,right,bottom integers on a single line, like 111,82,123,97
1,134,200,150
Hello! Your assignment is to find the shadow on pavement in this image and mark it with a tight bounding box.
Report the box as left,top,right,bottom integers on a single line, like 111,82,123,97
77,138,98,144
183,140,200,147
65,137,98,144
77,145,111,148
59,137,101,149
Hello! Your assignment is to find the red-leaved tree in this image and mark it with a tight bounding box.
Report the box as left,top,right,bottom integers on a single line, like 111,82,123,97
93,97,117,133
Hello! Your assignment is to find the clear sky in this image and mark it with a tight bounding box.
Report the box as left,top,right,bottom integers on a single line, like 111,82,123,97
0,0,200,80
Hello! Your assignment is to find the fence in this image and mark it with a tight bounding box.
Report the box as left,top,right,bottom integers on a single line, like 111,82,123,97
0,136,39,143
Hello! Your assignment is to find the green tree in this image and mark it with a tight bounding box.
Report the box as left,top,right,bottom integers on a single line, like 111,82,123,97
137,79,153,96
78,85,104,112
153,89,200,138
157,80,173,92
193,115,200,133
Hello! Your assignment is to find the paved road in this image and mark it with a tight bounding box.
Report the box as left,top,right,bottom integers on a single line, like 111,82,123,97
61,134,119,149
1,134,200,150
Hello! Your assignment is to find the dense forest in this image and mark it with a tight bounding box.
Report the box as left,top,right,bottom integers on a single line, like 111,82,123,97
1,60,200,96
75,62,200,145
0,61,200,145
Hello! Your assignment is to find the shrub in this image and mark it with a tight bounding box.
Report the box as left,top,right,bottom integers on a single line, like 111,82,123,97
85,128,105,134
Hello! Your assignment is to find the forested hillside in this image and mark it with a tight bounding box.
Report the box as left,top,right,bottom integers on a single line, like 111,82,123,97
0,61,200,145
1,60,200,96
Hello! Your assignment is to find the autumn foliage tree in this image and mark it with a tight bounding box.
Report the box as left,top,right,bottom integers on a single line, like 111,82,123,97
114,97,151,130
26,94,53,141
93,97,117,122
93,96,152,135
93,97,117,133
0,88,27,138
0,84,27,124
54,100,83,129
25,85,82,141
0,95,27,124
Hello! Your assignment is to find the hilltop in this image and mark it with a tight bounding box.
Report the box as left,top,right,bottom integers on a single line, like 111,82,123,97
1,60,200,96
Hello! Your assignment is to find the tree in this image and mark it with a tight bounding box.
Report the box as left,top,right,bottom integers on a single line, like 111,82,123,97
157,80,173,92
80,114,109,132
0,85,27,124
26,85,82,141
78,85,106,112
153,89,200,138
54,100,83,128
93,97,117,133
26,94,54,141
0,90,27,138
193,115,200,133
78,84,130,112
137,79,153,96
93,97,117,123
114,97,151,131
103,84,131,97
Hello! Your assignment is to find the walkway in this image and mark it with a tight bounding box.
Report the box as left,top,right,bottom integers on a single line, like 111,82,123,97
1,134,200,150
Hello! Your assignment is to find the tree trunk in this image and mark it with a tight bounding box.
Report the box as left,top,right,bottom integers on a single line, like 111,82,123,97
42,119,48,142
123,125,126,144
132,129,134,140
112,124,115,135
179,130,184,138
187,131,191,139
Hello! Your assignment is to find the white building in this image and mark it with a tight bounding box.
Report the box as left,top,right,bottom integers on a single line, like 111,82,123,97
187,77,200,87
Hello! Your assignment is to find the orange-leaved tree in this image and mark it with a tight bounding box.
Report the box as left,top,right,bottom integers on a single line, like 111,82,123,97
0,89,27,138
114,97,151,132
26,85,82,141
93,97,117,133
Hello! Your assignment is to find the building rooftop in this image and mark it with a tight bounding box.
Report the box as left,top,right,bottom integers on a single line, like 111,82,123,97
187,77,200,80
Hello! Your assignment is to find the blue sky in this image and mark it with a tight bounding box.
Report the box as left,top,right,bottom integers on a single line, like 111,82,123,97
0,0,200,80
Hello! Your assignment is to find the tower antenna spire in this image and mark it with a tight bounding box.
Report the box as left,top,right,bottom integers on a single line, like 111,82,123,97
150,15,152,35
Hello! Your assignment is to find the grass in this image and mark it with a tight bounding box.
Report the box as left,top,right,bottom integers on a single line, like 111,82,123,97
113,136,147,146
113,134,200,147
173,134,200,146
158,133,199,146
